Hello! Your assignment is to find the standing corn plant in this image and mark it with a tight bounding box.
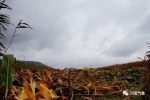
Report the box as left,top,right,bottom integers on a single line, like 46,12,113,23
1,54,15,98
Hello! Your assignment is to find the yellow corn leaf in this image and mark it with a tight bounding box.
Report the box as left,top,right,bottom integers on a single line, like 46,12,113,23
30,77,36,96
15,86,24,100
49,89,59,99
58,79,63,85
37,83,52,100
83,67,89,70
14,95,24,100
23,77,35,100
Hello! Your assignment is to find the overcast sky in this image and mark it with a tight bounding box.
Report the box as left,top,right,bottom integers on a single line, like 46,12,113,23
1,0,150,69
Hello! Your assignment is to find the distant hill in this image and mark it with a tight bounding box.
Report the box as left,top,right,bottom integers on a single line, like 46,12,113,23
17,60,47,67
0,59,53,68
96,60,146,71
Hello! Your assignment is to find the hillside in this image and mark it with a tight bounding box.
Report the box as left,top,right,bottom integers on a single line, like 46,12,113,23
0,59,54,70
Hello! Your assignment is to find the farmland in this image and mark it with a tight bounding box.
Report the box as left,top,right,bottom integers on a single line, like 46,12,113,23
0,59,148,100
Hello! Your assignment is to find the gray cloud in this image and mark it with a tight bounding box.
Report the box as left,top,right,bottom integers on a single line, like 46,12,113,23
1,0,150,69
138,13,150,34
104,11,150,57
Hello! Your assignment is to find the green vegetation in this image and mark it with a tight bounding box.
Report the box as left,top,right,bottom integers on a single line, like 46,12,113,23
1,55,15,98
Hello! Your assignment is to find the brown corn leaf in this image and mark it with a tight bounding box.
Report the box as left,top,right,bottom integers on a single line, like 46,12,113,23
113,89,123,94
42,73,46,81
42,70,52,82
8,86,24,100
111,76,118,85
6,86,16,100
45,70,51,79
11,85,16,92
87,81,92,87
123,96,131,100
36,92,44,100
59,96,68,100
101,86,112,93
83,86,90,95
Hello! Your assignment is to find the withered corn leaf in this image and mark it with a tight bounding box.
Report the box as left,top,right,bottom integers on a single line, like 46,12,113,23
37,83,52,100
23,77,35,100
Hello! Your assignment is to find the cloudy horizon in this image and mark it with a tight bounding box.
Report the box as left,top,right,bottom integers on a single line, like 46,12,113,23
1,0,150,69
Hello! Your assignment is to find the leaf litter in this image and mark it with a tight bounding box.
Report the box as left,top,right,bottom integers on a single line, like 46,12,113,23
2,63,144,100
